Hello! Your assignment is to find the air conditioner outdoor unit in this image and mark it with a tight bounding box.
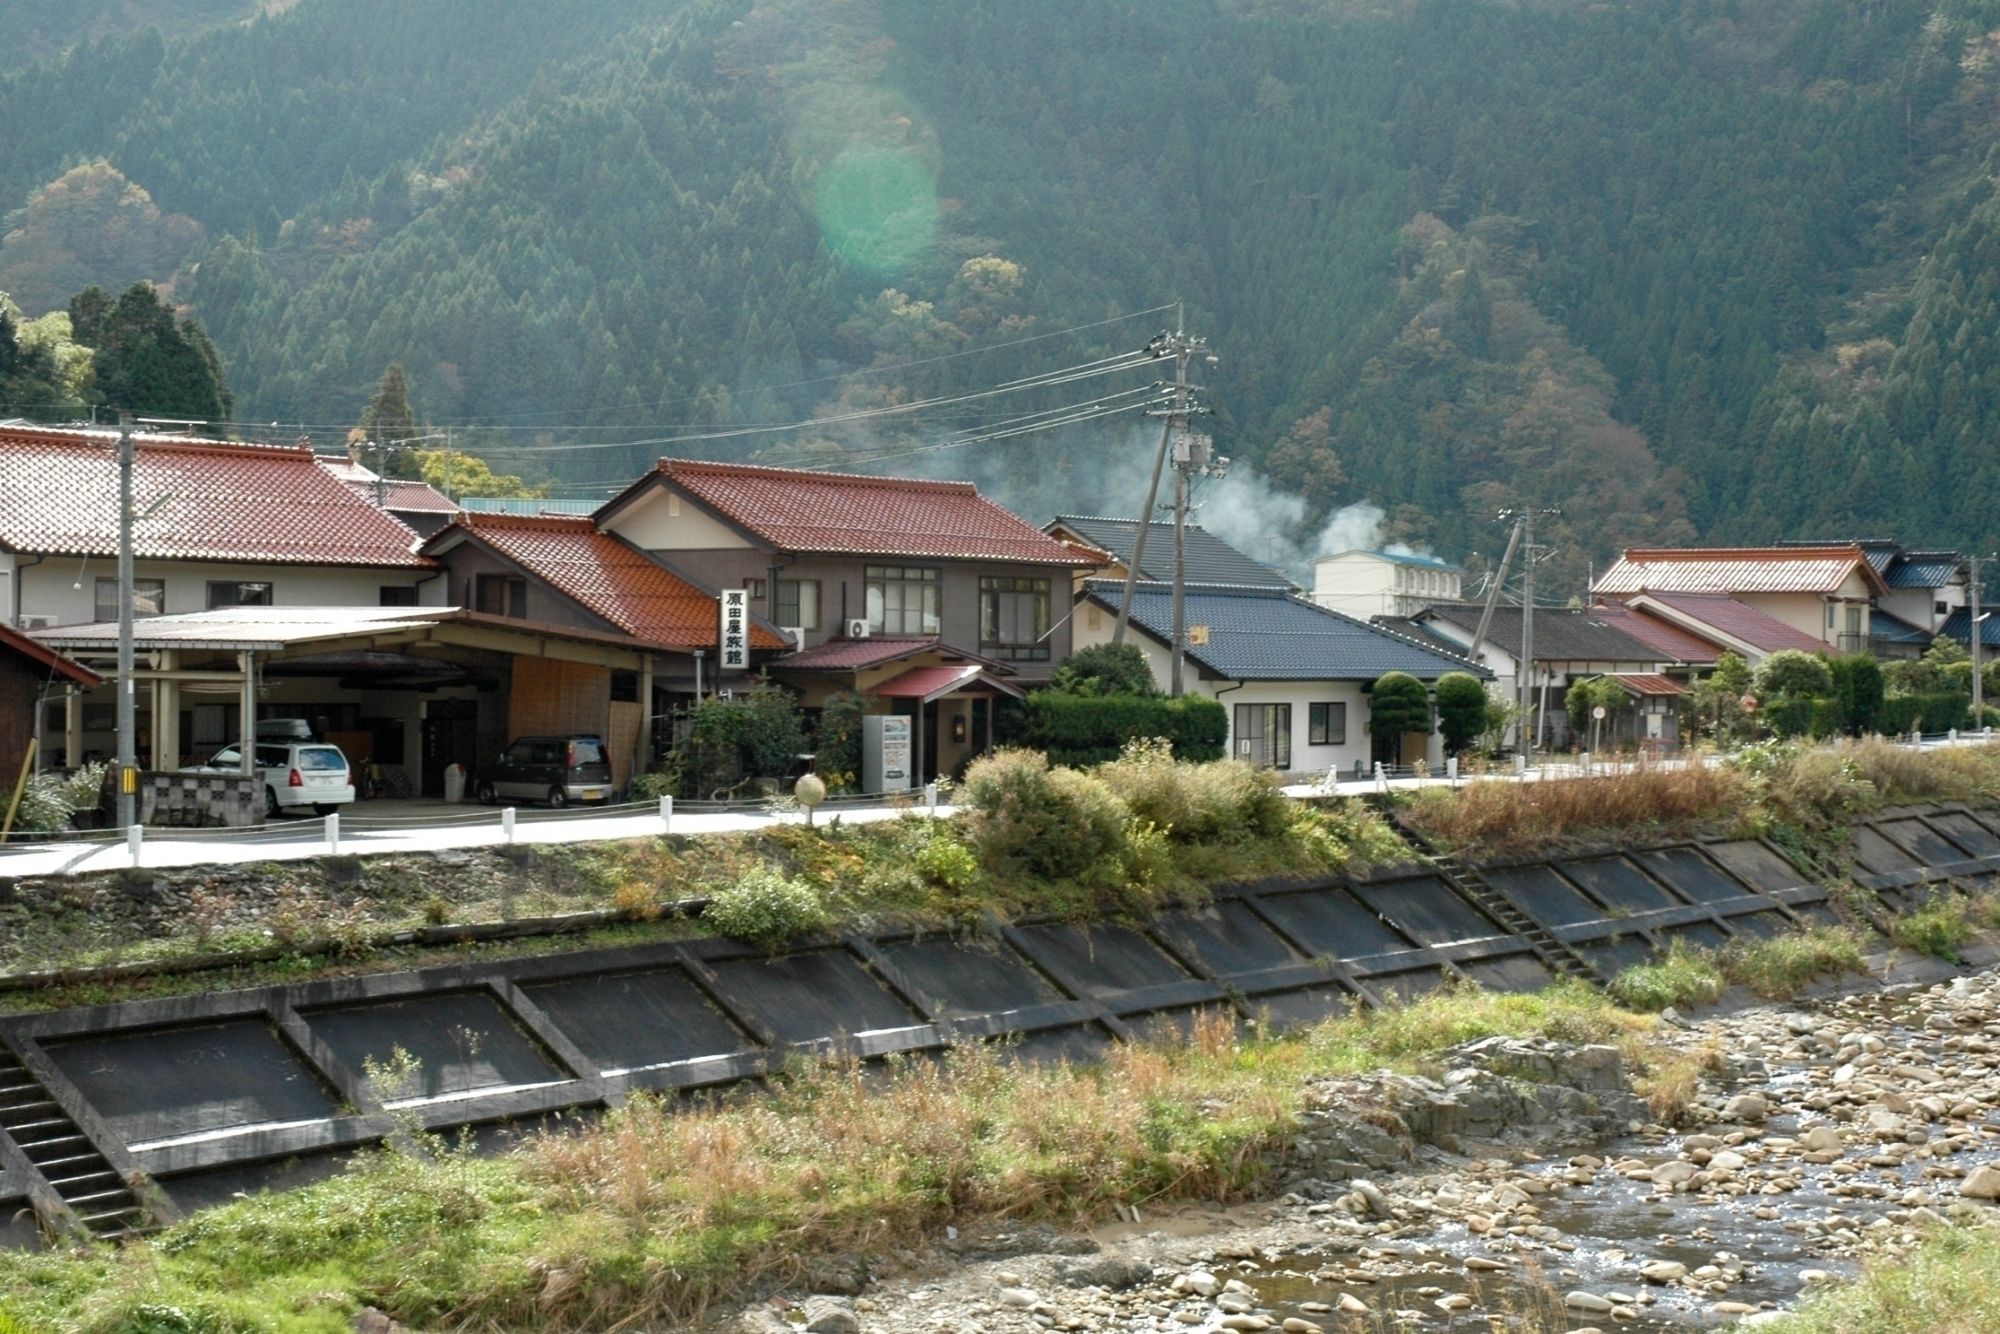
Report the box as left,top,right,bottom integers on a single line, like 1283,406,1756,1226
781,626,806,651
16,614,54,631
846,618,871,639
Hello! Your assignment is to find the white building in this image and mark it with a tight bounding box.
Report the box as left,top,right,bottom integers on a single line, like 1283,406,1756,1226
1312,548,1464,619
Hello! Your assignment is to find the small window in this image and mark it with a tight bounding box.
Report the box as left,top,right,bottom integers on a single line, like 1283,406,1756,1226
1937,600,1951,617
610,670,639,703
744,577,767,601
475,573,527,618
1827,604,1837,629
1308,702,1347,746
1233,703,1293,769
380,585,419,607
206,580,272,610
95,577,164,622
777,578,821,630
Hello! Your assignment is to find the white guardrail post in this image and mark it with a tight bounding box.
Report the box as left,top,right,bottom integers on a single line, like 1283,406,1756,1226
502,807,516,843
324,812,339,855
659,794,673,835
126,822,142,867
925,781,939,814
1447,756,1458,784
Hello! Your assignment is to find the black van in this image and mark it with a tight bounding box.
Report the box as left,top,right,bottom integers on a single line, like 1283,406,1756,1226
475,735,614,807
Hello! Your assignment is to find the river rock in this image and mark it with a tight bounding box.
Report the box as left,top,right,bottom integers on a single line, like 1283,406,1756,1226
1175,1271,1220,1298
1651,1161,1698,1188
1723,1092,1769,1121
1959,1164,2000,1200
1639,1261,1688,1284
801,1298,861,1334
1565,1292,1614,1313
1802,1125,1843,1153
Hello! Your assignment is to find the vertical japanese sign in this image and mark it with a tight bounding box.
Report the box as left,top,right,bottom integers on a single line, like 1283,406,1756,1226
720,589,748,670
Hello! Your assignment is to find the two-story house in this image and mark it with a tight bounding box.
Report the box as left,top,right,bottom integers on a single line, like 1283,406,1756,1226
593,458,1103,780
1592,545,1890,655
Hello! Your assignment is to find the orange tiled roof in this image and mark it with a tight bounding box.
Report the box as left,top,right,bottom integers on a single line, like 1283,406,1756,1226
607,458,1097,565
452,512,786,650
0,424,429,567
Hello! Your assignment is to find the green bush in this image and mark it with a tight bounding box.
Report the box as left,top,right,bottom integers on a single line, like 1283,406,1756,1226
814,690,865,790
1827,653,1884,734
1754,649,1834,703
626,765,680,801
703,867,828,944
1435,672,1489,753
1893,895,1973,963
6,761,105,834
1023,691,1227,766
1762,696,1818,740
1094,737,1289,843
961,748,1129,880
1609,940,1726,1011
1877,691,1972,735
1051,642,1159,696
1368,671,1432,740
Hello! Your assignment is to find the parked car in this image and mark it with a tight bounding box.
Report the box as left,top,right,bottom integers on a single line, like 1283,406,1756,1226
182,741,356,818
476,735,613,808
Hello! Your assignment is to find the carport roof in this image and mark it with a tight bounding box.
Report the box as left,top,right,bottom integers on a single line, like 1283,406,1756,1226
30,606,676,656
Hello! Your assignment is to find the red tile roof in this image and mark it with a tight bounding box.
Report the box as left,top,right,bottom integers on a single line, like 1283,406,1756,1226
1630,592,1827,655
870,664,1024,702
1606,673,1685,698
774,635,945,671
607,458,1099,565
0,425,429,567
446,513,786,650
0,622,100,686
1595,545,1888,596
364,479,459,514
1587,602,1722,665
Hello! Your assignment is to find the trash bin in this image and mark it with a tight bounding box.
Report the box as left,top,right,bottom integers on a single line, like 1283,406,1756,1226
443,763,467,804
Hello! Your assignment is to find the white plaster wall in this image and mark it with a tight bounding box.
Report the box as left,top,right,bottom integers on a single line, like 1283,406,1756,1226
603,488,751,550
16,559,427,626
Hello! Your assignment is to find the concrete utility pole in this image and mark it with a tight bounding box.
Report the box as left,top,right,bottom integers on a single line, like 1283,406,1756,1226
1971,553,1996,725
1123,309,1223,697
1497,506,1560,760
1115,305,1188,646
116,411,137,830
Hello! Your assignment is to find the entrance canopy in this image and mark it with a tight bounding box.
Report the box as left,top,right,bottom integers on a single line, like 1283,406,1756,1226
869,664,1023,703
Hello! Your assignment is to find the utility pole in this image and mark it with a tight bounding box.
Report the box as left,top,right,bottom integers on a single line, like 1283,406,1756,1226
1971,553,1995,725
116,411,137,831
1497,506,1560,760
1114,307,1185,645
1133,311,1221,697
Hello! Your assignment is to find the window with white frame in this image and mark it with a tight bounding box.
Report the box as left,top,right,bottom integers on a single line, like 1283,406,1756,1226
865,565,940,635
95,577,164,621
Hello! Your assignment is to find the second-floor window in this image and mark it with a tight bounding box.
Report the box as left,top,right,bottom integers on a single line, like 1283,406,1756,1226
979,575,1050,660
777,578,820,630
95,577,164,622
865,565,939,635
475,573,526,618
207,580,272,610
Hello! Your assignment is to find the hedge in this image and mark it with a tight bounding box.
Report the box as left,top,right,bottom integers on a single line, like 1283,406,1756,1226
1876,692,1974,735
1024,691,1229,766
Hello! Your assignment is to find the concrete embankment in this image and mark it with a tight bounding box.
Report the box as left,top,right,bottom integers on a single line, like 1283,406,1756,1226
2,800,1997,1250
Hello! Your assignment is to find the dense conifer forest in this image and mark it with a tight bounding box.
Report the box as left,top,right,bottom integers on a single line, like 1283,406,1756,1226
2,0,1998,594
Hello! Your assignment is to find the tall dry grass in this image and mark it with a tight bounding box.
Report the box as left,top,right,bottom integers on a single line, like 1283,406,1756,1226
1404,762,1753,856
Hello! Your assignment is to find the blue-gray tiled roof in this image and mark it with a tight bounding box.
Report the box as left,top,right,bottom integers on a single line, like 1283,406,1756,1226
1050,515,1295,590
1084,581,1486,682
1941,606,2000,649
1886,554,1964,590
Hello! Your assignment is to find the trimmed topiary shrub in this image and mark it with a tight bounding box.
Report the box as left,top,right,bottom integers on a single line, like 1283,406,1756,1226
961,748,1128,880
1434,672,1488,754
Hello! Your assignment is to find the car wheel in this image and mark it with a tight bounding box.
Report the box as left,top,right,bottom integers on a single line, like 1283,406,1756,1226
263,786,279,819
475,781,497,805
546,786,569,809
312,803,339,817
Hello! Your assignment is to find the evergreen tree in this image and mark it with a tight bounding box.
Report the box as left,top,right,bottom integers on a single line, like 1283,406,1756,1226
70,281,230,421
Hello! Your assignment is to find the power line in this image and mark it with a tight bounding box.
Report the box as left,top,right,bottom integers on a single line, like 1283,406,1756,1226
221,301,1184,431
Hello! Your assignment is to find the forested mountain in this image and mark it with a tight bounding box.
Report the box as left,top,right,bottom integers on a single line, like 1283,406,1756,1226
2,0,1998,596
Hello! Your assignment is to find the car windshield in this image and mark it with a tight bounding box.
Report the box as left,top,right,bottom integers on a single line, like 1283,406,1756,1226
297,747,347,771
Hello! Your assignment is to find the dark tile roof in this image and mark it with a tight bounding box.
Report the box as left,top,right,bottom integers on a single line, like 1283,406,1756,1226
1868,606,1935,646
1885,553,1964,590
1416,603,1667,664
1370,614,1473,655
1085,581,1485,682
1941,606,2000,649
1048,516,1295,590
1587,602,1723,665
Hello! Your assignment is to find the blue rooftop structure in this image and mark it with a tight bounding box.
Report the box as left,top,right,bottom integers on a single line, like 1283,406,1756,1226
1322,547,1461,572
1082,580,1485,682
1941,606,2000,650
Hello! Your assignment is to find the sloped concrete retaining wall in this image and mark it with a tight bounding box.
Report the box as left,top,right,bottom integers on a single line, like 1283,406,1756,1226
3,802,1998,1240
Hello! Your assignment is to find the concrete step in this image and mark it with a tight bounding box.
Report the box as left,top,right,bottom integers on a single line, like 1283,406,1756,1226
0,1099,61,1122
20,1134,90,1160
47,1168,119,1191
64,1187,135,1210
78,1204,143,1232
33,1150,108,1174
4,1117,75,1140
